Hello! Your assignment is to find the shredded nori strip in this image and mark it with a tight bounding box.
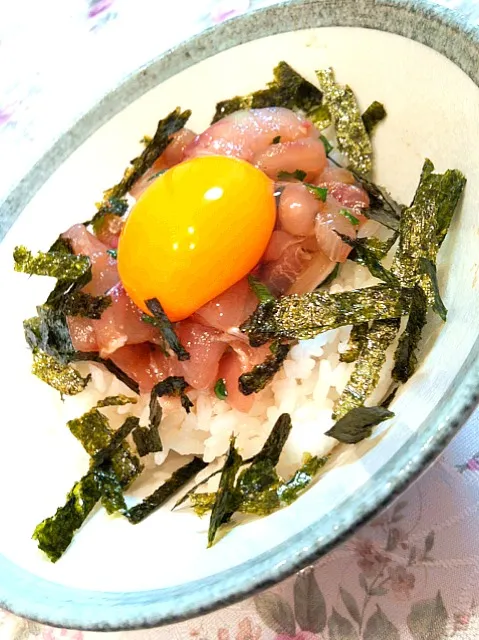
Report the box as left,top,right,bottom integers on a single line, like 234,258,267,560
145,298,190,361
152,376,193,413
68,407,142,487
91,416,139,467
33,471,101,562
127,457,207,524
339,323,368,364
392,159,466,315
359,234,399,260
94,463,128,515
339,234,399,285
239,342,290,395
207,437,243,547
333,318,401,419
90,108,191,229
24,306,75,364
392,285,427,383
133,426,162,457
418,257,447,321
241,285,412,345
69,351,141,394
211,61,323,124
13,246,90,280
316,68,372,175
326,406,394,444
277,454,328,505
248,275,275,303
362,101,387,135
57,291,112,319
31,349,91,396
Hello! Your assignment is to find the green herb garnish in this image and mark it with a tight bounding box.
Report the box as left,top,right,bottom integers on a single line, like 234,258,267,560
339,323,368,364
106,248,117,259
127,457,207,524
305,184,328,202
392,286,427,383
214,378,228,400
326,406,394,444
277,169,307,181
339,209,360,226
316,68,372,175
333,318,400,420
239,342,290,395
13,246,90,280
247,275,275,303
211,61,323,123
144,298,190,361
241,285,412,345
362,101,387,135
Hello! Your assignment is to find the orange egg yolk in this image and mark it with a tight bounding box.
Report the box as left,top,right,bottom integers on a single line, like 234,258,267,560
117,155,276,321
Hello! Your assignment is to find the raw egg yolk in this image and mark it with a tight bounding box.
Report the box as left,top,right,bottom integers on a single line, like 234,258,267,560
117,155,276,321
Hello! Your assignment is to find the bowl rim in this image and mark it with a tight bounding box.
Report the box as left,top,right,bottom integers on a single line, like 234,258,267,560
1,0,479,631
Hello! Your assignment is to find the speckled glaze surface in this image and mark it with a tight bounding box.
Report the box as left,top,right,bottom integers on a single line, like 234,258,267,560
1,0,479,631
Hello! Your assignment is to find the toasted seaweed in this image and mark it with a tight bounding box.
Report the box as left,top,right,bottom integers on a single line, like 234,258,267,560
152,376,193,413
326,406,394,444
90,108,191,230
392,159,465,315
241,285,412,345
320,134,333,155
239,342,290,395
247,275,275,303
418,257,447,321
14,246,90,280
207,437,243,547
94,463,127,515
333,318,401,420
58,291,112,319
132,426,162,457
339,234,399,285
214,378,228,400
339,323,368,364
33,471,102,562
211,61,323,124
31,349,91,396
277,169,307,181
277,454,328,505
392,285,427,383
318,263,340,289
362,101,387,135
126,457,207,524
254,413,293,466
68,407,142,488
316,68,372,175
91,416,139,467
145,298,190,361
24,306,75,364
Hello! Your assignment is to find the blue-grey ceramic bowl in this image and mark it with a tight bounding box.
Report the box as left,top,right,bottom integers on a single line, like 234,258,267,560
1,0,479,630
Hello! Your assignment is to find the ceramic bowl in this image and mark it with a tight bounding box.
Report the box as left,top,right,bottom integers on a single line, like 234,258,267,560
1,0,479,630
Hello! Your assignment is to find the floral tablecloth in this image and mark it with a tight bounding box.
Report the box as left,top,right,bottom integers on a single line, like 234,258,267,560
1,0,479,638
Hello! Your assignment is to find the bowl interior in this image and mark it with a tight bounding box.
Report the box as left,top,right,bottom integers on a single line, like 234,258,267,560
0,15,479,629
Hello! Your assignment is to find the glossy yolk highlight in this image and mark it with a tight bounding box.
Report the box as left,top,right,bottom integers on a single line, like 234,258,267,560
117,155,276,321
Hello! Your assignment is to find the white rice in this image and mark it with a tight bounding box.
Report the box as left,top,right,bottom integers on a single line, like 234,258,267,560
68,258,398,484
